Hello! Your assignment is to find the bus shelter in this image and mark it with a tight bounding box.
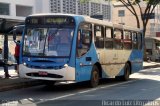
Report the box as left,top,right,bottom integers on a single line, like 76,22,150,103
0,18,23,77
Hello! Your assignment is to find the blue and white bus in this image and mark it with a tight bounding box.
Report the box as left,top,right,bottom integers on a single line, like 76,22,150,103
14,14,143,87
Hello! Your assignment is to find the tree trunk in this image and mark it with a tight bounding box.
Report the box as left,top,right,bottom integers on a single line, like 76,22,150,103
135,15,140,28
143,24,147,61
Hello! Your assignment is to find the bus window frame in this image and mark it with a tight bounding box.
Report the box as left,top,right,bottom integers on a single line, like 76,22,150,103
123,30,132,50
94,24,105,49
113,28,123,50
76,22,92,58
104,26,114,49
132,32,139,50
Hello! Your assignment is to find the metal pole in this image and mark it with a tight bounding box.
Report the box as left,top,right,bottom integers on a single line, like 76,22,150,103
4,33,9,78
1,19,9,78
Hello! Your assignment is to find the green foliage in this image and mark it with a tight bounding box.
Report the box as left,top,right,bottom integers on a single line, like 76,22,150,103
79,0,90,3
135,0,141,3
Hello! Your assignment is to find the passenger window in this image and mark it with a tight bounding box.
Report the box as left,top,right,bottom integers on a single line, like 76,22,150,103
94,25,104,48
114,29,123,49
124,31,132,49
132,32,138,49
105,27,113,49
137,33,142,50
77,23,92,57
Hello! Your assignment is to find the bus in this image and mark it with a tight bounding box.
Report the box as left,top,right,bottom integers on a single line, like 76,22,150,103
13,13,143,87
145,37,160,62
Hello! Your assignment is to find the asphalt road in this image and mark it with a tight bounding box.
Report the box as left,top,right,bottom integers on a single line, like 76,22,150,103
0,68,160,106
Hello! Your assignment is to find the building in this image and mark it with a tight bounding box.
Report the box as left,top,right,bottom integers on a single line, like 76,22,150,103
0,0,36,21
0,0,112,22
113,2,160,37
47,0,112,20
113,2,160,61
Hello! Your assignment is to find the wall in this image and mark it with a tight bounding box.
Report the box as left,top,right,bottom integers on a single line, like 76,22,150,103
0,0,35,20
112,3,156,37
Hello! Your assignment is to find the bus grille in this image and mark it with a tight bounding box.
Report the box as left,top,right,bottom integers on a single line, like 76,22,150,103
26,65,64,70
26,73,63,78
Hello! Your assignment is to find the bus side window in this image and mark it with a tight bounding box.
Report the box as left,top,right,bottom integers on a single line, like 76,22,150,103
94,25,104,48
124,30,132,50
137,33,142,50
105,27,113,49
77,23,92,57
132,32,138,49
114,29,123,49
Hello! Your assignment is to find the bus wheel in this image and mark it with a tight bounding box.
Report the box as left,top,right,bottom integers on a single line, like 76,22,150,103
90,66,99,87
115,63,130,81
123,63,130,81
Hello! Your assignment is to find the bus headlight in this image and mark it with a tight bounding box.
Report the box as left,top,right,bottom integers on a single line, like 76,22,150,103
64,64,68,67
23,62,26,66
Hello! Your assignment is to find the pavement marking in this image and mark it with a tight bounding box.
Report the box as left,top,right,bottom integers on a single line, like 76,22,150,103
53,80,138,100
50,93,76,100
14,79,140,105
34,79,138,105
78,80,138,94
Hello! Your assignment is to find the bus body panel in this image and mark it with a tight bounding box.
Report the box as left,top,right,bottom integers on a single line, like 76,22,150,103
74,16,100,82
75,43,99,82
19,64,75,81
99,49,131,77
130,50,143,73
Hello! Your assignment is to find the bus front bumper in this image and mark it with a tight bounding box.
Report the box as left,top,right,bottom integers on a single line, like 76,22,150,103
19,64,75,81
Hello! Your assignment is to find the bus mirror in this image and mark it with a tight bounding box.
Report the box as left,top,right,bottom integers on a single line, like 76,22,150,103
13,29,16,41
13,25,24,44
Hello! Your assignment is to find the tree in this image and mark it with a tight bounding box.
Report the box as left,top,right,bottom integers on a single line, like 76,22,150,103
118,0,160,37
79,0,90,3
118,0,160,60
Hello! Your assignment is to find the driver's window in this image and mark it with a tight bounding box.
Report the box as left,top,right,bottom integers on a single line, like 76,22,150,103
77,23,92,57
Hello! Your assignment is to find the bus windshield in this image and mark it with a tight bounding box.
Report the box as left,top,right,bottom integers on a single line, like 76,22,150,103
23,27,74,57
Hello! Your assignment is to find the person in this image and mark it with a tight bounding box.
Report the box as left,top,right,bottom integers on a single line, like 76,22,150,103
0,48,2,57
14,40,20,73
0,48,4,67
77,31,82,48
0,47,11,78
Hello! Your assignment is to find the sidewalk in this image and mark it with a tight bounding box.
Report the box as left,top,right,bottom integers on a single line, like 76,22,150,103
0,66,43,92
0,62,160,92
143,61,160,69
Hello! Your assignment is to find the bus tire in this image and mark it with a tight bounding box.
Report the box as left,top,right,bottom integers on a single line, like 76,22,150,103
90,66,99,87
115,63,130,81
123,63,130,81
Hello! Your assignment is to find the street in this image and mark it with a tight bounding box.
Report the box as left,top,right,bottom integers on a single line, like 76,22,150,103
0,67,160,106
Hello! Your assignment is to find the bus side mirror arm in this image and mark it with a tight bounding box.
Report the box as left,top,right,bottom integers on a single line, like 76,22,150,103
13,29,19,45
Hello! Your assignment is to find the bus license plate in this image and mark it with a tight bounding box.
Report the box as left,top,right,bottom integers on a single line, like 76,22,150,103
39,71,48,76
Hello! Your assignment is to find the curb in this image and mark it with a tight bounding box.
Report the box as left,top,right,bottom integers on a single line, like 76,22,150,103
0,79,43,92
143,64,160,69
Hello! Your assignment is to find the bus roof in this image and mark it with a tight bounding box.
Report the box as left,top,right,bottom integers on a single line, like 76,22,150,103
27,13,141,32
28,13,84,17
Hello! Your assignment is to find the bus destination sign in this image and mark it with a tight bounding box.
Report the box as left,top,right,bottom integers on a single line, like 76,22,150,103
45,18,66,24
26,17,74,25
